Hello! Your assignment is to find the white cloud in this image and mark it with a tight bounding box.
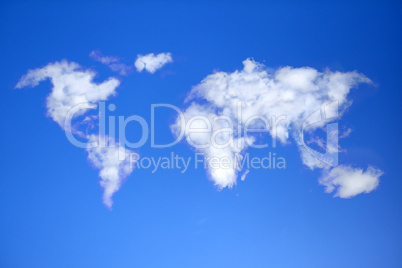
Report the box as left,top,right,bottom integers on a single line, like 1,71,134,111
90,50,132,76
135,53,173,73
185,59,370,137
319,165,382,198
241,169,250,181
90,50,120,65
16,60,134,208
172,58,380,194
15,60,120,128
86,135,135,208
171,102,252,189
107,63,132,76
339,128,352,138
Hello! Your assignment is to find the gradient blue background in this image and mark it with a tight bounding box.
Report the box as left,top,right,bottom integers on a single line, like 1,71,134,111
1,1,401,267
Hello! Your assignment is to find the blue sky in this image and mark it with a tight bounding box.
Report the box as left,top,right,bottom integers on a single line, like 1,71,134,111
1,1,401,267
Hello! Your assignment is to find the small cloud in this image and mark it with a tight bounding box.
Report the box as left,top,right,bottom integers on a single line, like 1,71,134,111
135,53,173,74
339,128,352,138
90,50,120,65
241,169,250,181
90,50,132,76
319,165,382,198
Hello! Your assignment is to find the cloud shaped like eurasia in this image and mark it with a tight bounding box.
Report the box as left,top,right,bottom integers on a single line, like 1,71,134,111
16,61,135,208
135,53,173,73
172,58,382,197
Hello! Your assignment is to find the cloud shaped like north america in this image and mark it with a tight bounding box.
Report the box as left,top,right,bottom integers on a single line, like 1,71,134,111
16,60,135,208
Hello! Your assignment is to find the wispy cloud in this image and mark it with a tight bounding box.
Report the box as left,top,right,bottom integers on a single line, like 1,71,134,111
135,53,173,73
90,50,132,76
89,50,120,65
